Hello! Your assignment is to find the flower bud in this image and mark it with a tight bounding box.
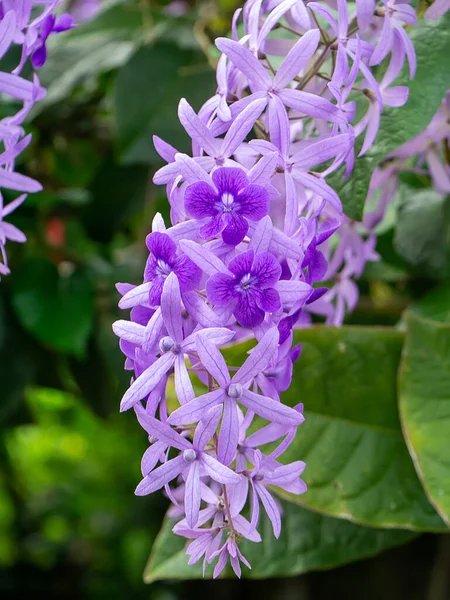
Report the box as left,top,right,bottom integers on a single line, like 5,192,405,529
227,383,243,398
159,336,175,353
183,449,197,463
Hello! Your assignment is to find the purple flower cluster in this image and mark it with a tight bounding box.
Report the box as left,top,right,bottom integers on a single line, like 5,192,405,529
114,0,426,577
0,1,73,276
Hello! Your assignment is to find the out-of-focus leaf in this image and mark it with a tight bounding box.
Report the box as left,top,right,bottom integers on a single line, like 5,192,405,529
331,13,450,222
410,284,450,323
10,259,94,357
277,327,445,531
113,43,216,164
394,189,450,277
36,35,136,110
144,503,416,582
34,1,149,111
82,154,150,242
224,327,445,531
399,312,450,528
0,298,36,425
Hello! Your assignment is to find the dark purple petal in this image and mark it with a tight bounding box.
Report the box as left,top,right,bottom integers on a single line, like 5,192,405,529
278,309,302,344
222,213,249,245
317,218,341,245
251,252,282,287
144,254,158,282
146,232,177,262
280,259,292,280
200,215,225,240
41,15,56,40
308,250,328,282
306,287,328,304
257,288,281,313
131,305,155,326
173,254,202,291
235,292,265,328
54,13,76,32
228,250,254,278
31,44,47,69
206,272,237,306
148,277,164,306
212,167,249,196
237,184,270,221
185,181,219,219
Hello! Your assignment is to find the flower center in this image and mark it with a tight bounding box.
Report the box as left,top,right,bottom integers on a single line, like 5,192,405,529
236,272,257,293
155,258,172,277
221,192,235,213
183,449,197,463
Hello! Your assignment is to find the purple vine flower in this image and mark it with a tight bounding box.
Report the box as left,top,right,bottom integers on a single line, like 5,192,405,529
112,0,428,577
185,167,269,245
144,232,201,305
206,250,281,328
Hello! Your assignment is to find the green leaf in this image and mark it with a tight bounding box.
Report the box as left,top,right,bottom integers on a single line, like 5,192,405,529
10,259,94,357
393,189,450,277
398,312,450,528
34,2,147,111
144,502,416,582
410,284,450,323
332,13,450,222
270,327,445,531
371,14,450,158
113,43,216,164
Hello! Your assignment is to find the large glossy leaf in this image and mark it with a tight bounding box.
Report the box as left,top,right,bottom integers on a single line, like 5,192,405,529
10,259,94,357
332,13,450,222
266,327,445,531
398,313,450,528
410,284,450,323
113,43,216,164
394,189,450,278
144,502,416,582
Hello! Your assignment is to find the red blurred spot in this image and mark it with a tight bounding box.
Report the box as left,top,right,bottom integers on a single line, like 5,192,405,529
46,217,66,247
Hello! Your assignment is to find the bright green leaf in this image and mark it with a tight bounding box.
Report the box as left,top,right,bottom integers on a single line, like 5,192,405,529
399,312,450,528
144,502,416,582
265,327,445,531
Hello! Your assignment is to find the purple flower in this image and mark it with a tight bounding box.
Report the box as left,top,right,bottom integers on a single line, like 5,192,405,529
0,192,27,273
184,167,269,246
31,14,76,69
112,0,424,572
134,405,241,528
115,273,235,411
168,329,304,465
215,31,348,128
144,232,201,305
206,250,281,328
245,450,306,538
211,535,251,578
